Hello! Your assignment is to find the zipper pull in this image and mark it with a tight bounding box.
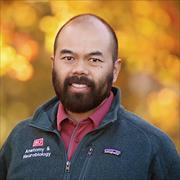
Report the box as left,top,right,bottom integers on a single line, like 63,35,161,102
65,161,71,172
88,147,93,156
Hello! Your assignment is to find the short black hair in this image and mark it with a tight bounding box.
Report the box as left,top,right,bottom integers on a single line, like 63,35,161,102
53,13,118,62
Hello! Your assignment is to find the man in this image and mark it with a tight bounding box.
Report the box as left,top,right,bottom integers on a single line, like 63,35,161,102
0,14,179,180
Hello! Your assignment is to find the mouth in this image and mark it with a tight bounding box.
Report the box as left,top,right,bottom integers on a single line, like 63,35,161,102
69,83,90,93
71,83,88,88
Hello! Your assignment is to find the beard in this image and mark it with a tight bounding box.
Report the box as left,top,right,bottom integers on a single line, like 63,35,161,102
52,69,113,113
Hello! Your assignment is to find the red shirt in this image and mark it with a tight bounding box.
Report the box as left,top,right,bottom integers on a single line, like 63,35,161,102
57,92,114,160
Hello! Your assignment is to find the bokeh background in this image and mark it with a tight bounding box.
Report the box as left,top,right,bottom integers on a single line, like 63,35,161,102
0,0,179,151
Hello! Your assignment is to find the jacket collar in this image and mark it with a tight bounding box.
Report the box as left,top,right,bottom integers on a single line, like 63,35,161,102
29,87,121,131
29,97,59,131
99,87,121,127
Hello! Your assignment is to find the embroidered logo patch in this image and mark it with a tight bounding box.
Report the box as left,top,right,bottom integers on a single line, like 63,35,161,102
23,147,51,159
22,138,51,159
33,138,44,147
104,148,121,156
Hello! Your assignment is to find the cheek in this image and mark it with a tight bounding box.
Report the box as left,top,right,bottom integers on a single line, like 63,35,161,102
53,68,65,87
93,73,111,88
54,63,68,79
93,65,113,81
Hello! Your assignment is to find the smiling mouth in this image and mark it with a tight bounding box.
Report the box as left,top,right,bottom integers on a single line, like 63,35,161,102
71,83,88,88
69,83,90,92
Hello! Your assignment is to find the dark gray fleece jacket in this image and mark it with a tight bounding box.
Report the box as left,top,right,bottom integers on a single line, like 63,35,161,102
0,88,180,180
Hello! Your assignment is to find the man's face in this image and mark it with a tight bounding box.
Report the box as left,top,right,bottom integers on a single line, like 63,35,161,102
52,21,119,113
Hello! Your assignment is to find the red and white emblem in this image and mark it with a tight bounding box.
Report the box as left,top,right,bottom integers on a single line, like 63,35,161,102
32,138,44,147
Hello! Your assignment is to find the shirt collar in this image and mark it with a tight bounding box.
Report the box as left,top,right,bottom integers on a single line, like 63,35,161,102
57,91,114,131
57,103,68,131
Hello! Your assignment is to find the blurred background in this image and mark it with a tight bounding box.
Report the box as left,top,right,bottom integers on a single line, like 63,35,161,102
0,0,179,151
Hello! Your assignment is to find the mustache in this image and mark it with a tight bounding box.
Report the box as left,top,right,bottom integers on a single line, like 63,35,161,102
64,76,95,87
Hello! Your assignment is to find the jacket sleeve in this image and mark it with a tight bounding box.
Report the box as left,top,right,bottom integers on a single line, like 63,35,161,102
0,120,30,180
0,124,18,180
0,139,11,180
149,133,180,180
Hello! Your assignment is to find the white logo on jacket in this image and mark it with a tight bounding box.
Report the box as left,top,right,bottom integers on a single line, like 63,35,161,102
22,138,51,159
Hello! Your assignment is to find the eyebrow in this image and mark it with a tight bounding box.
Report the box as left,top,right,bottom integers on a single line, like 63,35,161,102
60,49,74,55
88,51,103,57
59,49,103,57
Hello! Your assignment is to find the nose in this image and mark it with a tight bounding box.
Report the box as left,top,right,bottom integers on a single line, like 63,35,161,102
71,60,89,76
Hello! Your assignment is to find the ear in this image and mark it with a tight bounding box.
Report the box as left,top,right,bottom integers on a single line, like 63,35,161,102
51,56,54,62
51,56,55,68
113,58,122,83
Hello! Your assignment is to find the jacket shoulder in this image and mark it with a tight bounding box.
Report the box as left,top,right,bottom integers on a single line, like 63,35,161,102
1,118,32,148
119,108,178,154
10,118,32,135
119,108,180,178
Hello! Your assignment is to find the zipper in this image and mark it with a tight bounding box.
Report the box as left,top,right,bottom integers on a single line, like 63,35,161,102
62,143,71,180
65,161,71,173
87,147,93,156
63,123,81,179
67,123,80,159
79,147,94,180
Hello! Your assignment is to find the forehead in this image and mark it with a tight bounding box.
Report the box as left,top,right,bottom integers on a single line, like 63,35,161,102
56,19,112,54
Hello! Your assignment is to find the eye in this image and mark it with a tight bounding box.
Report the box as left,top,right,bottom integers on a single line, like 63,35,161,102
61,56,75,61
89,58,103,63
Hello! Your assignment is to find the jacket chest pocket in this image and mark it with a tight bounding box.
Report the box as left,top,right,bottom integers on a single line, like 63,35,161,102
78,148,148,180
78,148,124,180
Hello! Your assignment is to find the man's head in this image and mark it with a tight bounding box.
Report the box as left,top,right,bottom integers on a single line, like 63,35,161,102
51,14,121,113
54,14,118,62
